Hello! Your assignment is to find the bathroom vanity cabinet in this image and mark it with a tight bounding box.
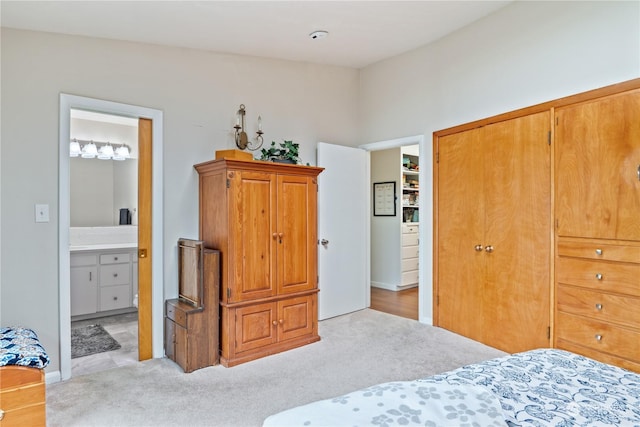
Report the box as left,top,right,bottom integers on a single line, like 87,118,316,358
70,248,138,318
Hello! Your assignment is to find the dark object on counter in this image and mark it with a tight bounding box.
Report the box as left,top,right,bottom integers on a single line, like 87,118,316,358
119,208,132,225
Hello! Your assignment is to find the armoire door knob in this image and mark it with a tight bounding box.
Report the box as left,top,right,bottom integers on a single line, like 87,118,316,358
474,244,483,251
485,245,494,253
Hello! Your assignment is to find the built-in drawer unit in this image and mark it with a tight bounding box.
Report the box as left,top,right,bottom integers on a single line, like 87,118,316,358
555,237,640,372
71,248,137,319
400,224,419,287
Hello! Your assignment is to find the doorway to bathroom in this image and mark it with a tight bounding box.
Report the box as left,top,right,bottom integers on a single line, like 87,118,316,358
68,109,140,376
59,94,164,381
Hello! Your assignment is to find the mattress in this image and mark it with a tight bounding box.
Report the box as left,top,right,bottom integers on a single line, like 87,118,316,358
263,349,640,426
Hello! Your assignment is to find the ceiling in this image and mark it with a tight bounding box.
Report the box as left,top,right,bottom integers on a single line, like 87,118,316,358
1,1,512,69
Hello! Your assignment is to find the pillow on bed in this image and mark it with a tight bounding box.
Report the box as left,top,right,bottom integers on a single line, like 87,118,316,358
0,327,51,369
263,380,507,427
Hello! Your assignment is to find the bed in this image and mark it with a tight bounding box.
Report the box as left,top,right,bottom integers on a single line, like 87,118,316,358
263,349,640,426
0,327,50,427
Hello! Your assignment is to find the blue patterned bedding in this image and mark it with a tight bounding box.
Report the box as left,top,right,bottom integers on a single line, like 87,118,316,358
0,327,50,369
263,349,640,426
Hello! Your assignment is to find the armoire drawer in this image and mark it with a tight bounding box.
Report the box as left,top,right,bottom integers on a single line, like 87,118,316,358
556,257,640,296
555,311,640,362
556,284,640,329
557,239,640,263
99,264,130,286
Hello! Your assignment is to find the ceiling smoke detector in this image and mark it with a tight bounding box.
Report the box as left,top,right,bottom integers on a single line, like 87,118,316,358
309,30,329,40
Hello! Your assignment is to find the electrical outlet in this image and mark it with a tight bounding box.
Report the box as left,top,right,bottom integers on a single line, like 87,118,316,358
35,204,49,223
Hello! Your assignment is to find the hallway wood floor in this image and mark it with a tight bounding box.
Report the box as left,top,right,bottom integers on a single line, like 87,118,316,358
370,287,418,320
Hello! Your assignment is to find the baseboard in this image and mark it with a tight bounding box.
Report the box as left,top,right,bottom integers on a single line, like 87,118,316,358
371,281,418,291
45,370,61,384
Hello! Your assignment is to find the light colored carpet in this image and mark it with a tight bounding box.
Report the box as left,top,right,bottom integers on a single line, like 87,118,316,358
46,309,506,427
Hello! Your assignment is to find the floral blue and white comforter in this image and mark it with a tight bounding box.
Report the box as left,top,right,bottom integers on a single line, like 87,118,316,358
0,327,50,369
263,349,640,426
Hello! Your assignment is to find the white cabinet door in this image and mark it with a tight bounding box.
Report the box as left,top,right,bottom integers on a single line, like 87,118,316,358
70,266,98,316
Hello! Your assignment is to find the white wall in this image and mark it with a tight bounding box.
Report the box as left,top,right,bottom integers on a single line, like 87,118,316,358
1,0,638,373
359,1,640,322
0,28,359,373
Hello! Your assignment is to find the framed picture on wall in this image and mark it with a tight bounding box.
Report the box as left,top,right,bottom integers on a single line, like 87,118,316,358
373,181,396,216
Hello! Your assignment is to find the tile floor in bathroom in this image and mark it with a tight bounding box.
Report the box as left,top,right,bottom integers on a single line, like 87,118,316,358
71,311,139,377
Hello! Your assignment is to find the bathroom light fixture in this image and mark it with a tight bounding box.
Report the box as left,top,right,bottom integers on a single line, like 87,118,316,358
233,104,264,151
113,145,130,161
70,139,81,157
81,141,98,159
97,143,115,160
70,138,131,160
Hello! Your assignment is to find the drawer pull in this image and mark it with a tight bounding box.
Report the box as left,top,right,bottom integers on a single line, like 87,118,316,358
113,296,118,301
113,273,118,278
595,248,603,256
0,409,4,421
114,257,118,261
595,273,603,280
595,334,603,341
595,303,603,310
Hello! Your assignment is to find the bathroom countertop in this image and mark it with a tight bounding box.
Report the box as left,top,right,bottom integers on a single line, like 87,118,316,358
69,243,138,252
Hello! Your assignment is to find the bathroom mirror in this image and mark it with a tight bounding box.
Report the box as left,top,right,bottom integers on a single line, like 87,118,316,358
70,109,139,227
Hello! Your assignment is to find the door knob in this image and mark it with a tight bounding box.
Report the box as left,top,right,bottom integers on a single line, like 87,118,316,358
485,245,494,253
320,239,329,247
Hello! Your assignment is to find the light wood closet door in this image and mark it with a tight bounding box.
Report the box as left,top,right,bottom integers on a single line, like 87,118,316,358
437,127,485,341
481,112,551,352
436,112,551,353
556,89,640,240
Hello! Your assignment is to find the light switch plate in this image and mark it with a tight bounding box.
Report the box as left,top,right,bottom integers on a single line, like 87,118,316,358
35,204,49,223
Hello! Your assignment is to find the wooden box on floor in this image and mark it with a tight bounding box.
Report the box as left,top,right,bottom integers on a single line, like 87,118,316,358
165,241,220,373
0,366,46,427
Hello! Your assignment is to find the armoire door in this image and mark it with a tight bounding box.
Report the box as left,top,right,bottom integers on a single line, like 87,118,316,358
228,170,278,302
436,111,551,353
276,174,318,295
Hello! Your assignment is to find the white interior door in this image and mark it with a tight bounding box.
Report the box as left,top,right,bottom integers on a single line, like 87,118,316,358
317,142,369,320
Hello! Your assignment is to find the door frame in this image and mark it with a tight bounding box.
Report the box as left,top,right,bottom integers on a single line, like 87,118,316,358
58,94,164,380
359,134,429,324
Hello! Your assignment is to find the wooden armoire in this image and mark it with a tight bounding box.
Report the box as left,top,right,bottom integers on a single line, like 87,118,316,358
434,78,640,371
194,158,323,367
